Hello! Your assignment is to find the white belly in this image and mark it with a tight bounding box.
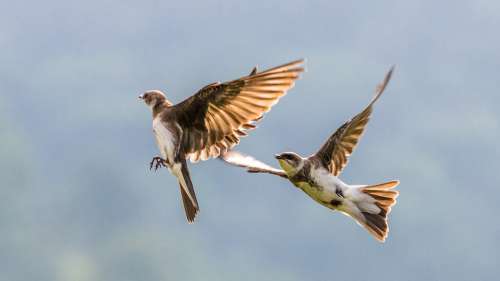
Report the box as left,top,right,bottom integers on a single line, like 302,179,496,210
152,118,176,163
299,168,348,203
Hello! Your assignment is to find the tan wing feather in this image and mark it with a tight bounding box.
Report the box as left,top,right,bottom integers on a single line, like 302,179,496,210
313,66,394,176
173,59,305,163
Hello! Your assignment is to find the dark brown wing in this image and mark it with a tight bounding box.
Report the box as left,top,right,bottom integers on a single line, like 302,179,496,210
313,66,394,176
220,150,288,178
173,59,304,163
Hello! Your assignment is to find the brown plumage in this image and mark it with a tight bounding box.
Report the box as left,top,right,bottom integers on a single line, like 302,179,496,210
312,66,394,176
171,59,304,162
220,66,399,242
360,180,400,242
140,59,304,222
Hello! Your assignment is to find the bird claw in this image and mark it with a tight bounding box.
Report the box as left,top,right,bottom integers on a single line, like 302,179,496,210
150,156,167,171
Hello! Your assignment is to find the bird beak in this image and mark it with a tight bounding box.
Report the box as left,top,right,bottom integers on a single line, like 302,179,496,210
275,154,282,160
138,94,144,100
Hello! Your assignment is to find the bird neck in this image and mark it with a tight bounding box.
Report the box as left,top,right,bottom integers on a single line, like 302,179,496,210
152,100,172,118
278,158,305,177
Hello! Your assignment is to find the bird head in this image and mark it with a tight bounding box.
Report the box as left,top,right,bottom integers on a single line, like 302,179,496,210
138,90,168,108
275,152,304,176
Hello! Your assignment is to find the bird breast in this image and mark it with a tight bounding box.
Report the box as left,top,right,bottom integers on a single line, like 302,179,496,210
152,117,177,162
302,167,346,201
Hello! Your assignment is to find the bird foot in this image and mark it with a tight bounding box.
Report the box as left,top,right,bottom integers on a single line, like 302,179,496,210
335,188,344,198
150,156,167,171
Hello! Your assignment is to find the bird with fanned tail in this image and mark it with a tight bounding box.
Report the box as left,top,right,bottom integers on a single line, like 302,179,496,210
221,66,399,242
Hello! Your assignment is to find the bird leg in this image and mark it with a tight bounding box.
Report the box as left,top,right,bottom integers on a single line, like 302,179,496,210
150,156,167,171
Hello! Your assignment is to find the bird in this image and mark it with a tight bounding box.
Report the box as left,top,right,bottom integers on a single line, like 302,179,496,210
139,59,304,223
221,66,399,242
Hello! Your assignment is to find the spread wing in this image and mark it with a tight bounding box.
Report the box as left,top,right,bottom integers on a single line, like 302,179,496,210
220,150,288,178
313,66,394,176
172,59,304,162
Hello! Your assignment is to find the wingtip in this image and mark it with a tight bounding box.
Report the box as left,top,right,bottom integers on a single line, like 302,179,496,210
386,65,396,81
385,65,395,81
284,58,306,70
296,58,306,70
290,58,305,64
285,58,306,72
370,65,396,104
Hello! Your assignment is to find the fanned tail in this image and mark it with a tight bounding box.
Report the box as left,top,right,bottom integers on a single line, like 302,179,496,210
343,180,399,242
360,180,399,242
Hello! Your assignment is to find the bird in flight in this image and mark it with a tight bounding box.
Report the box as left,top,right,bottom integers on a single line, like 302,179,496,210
221,66,399,242
139,59,304,222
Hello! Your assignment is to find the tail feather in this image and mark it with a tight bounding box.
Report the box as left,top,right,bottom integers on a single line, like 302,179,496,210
360,180,399,241
177,159,199,223
362,212,387,238
345,180,399,242
363,180,399,191
180,184,199,223
363,180,399,216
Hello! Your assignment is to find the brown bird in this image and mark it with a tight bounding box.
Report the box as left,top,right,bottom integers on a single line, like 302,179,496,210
221,66,399,242
139,59,304,222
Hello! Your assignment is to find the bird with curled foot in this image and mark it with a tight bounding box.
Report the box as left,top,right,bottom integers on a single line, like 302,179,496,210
139,59,304,222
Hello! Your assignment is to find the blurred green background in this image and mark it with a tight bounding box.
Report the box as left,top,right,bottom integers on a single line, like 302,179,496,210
1,0,499,280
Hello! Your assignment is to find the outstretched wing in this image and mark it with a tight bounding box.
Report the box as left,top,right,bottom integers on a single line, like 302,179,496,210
173,59,304,162
313,66,394,176
220,150,288,178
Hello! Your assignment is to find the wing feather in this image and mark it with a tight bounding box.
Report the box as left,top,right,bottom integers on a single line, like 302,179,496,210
313,66,394,176
174,59,304,162
220,150,288,178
